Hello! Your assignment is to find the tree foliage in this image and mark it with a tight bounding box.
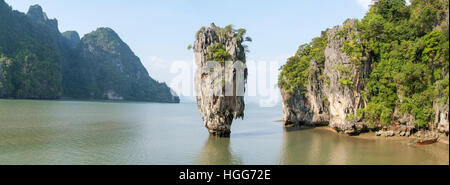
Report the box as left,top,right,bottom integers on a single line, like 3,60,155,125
0,1,179,102
279,0,449,128
0,1,62,99
360,0,449,128
194,24,252,64
278,32,328,94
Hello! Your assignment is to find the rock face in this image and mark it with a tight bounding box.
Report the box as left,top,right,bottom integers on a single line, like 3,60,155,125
280,20,370,134
281,2,450,137
280,59,329,126
323,20,371,134
434,96,449,134
280,18,449,136
193,23,248,137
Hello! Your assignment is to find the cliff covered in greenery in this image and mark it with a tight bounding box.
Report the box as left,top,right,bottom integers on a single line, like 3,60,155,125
192,23,250,137
0,3,63,99
63,28,178,102
279,0,449,135
0,1,179,103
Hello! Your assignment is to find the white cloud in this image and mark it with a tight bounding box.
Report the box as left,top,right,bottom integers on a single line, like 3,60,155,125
144,56,167,71
356,0,373,10
141,56,195,103
356,0,411,10
141,56,172,84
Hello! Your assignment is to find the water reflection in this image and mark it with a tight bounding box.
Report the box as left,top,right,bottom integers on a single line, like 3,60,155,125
279,127,348,165
196,136,242,165
279,127,450,165
0,100,447,165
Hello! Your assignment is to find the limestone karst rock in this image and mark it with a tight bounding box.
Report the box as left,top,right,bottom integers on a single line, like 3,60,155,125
0,1,179,103
64,28,180,103
280,57,330,127
323,20,371,134
193,23,249,137
280,20,372,134
280,10,449,136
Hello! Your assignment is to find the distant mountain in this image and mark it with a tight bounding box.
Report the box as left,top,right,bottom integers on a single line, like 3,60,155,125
0,2,63,99
63,27,179,102
0,0,179,103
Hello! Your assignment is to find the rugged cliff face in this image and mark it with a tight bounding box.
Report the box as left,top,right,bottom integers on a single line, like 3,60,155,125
280,20,370,134
193,23,249,137
433,6,450,134
435,100,449,133
279,0,449,137
280,59,329,126
323,20,372,134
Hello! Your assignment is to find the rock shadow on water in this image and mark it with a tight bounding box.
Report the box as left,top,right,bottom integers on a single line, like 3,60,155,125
284,125,316,132
195,136,242,165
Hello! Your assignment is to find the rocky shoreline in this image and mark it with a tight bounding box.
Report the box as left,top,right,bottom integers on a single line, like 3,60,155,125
303,125,449,145
279,17,449,139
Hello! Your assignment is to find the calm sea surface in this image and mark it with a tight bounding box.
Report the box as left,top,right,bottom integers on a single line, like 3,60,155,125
0,99,448,165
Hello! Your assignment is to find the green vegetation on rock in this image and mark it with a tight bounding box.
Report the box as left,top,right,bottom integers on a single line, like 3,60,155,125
0,1,179,103
279,0,449,128
278,32,328,95
192,24,251,64
206,43,231,64
0,1,62,99
361,0,449,128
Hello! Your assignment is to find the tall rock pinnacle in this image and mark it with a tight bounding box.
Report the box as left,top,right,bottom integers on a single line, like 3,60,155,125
193,23,250,137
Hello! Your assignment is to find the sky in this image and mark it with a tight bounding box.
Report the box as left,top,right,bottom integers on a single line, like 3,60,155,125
5,0,372,105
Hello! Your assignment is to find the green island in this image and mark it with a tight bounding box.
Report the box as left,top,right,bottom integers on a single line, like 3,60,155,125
279,0,448,141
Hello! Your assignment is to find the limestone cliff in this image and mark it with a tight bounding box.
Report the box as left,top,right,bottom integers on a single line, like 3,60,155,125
280,20,371,134
280,59,329,126
323,20,371,134
280,0,450,138
193,23,249,137
434,100,449,133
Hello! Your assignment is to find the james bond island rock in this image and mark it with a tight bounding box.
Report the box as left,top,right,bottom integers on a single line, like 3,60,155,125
0,1,179,103
279,0,449,136
192,23,251,137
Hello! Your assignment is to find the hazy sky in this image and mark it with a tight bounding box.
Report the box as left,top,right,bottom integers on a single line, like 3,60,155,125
5,0,372,104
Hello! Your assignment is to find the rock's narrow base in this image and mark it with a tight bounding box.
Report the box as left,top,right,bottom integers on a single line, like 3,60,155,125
193,23,249,137
209,130,231,137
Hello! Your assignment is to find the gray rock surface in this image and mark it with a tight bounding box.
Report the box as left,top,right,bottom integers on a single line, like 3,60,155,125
280,20,371,134
193,23,247,137
280,60,329,126
324,20,371,134
434,91,449,134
